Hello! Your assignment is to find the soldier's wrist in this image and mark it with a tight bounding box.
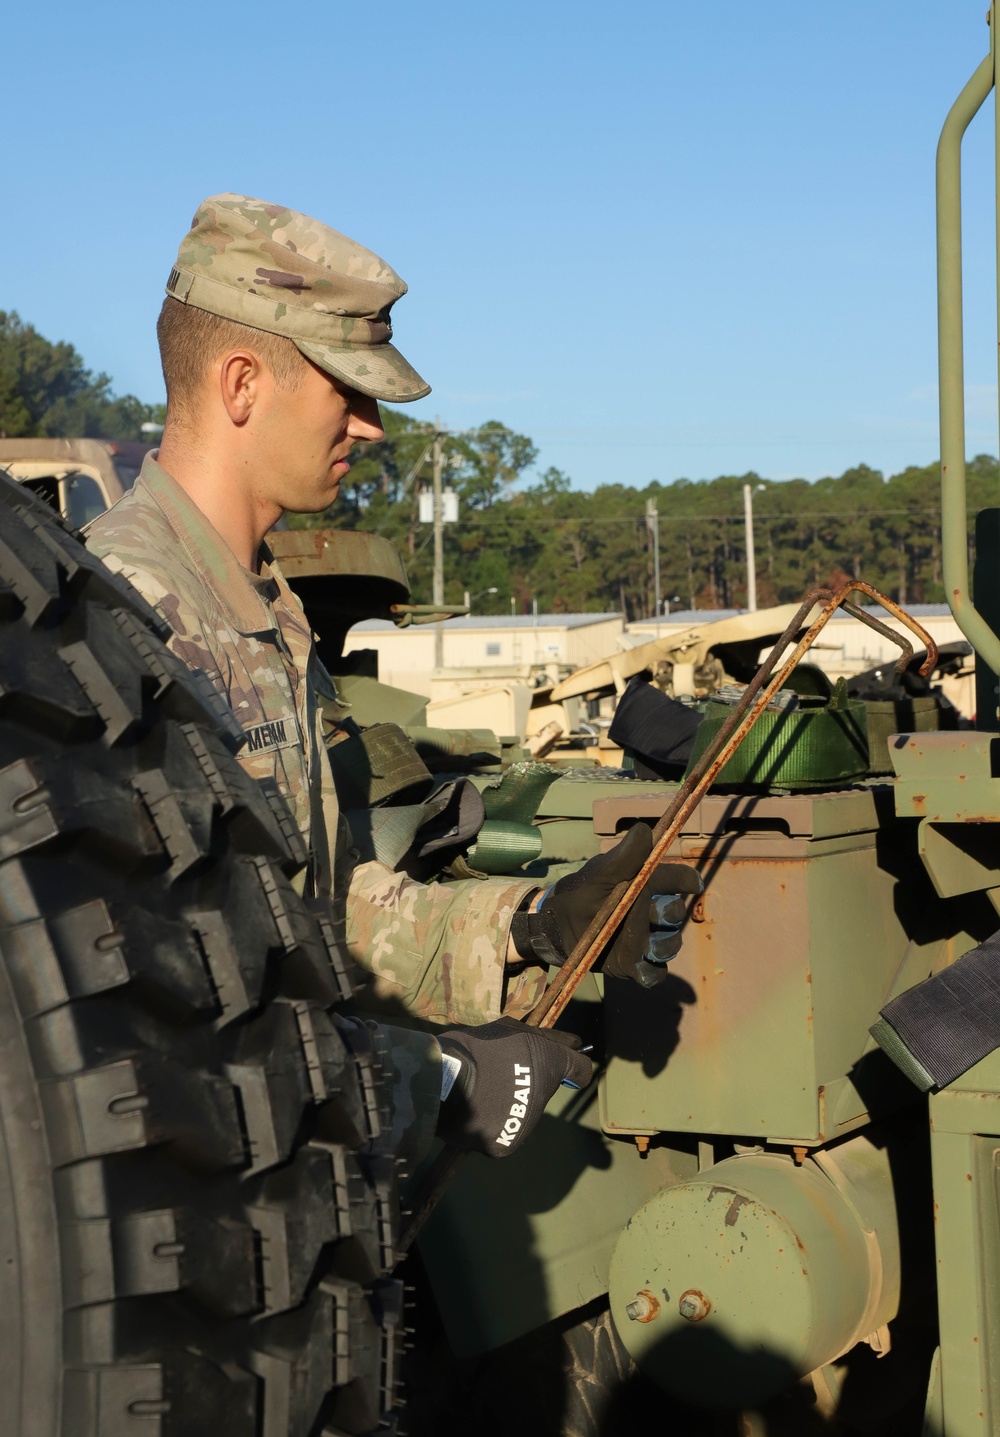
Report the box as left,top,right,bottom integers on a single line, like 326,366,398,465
508,888,567,969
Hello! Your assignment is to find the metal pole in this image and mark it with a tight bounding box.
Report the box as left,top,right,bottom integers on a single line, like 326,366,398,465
937,40,1000,674
743,482,758,613
645,498,661,635
432,422,444,670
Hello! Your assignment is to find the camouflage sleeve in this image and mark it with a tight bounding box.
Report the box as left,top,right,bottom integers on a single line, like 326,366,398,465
345,860,547,1026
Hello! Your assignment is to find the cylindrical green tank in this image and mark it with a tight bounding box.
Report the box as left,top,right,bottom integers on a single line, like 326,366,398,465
608,1136,901,1409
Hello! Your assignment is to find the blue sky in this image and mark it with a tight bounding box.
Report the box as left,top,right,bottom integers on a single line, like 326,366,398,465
4,1,999,490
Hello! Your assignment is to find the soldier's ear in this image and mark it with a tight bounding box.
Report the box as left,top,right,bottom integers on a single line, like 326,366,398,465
218,350,260,426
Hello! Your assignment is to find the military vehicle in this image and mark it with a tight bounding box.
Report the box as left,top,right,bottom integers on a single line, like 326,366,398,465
275,14,1000,1435
0,438,154,524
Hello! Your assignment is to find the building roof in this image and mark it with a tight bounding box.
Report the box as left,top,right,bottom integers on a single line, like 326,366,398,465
629,603,954,629
351,612,621,633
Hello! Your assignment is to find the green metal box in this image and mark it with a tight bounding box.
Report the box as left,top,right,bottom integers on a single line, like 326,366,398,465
597,788,929,1146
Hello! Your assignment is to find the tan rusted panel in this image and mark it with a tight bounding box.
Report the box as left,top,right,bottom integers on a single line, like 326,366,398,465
267,527,409,590
593,787,885,841
603,853,818,1140
602,824,911,1144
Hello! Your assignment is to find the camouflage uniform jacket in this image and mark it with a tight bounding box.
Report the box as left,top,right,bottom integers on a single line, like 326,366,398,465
87,457,545,1152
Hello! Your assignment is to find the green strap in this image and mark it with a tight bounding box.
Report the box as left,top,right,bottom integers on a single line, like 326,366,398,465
346,778,487,871
461,761,562,875
468,820,543,874
346,804,429,868
405,726,503,764
864,696,944,774
480,761,562,821
686,695,869,789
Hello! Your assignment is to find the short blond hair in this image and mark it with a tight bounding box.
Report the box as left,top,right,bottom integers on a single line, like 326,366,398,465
156,295,308,415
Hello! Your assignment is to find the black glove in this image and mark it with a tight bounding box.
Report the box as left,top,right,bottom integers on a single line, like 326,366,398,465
437,1017,593,1158
510,824,702,988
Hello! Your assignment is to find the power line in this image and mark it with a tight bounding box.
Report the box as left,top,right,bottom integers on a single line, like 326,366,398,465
361,505,956,530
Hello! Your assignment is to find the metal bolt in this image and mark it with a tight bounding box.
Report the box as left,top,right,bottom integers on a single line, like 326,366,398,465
624,1289,660,1323
678,1289,711,1322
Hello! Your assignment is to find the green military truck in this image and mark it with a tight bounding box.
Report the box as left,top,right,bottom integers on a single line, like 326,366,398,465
281,13,1000,1435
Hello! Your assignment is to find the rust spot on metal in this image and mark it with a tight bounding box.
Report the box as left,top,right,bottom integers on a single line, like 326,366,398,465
691,894,707,923
630,1289,660,1322
678,1289,712,1322
725,1194,751,1227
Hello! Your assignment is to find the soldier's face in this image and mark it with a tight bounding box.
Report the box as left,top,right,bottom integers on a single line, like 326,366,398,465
261,360,384,513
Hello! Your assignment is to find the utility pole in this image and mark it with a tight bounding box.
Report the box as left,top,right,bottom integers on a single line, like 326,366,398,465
432,421,444,669
743,482,758,613
645,498,661,636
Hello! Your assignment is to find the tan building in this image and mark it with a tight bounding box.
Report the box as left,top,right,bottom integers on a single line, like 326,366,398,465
343,612,623,700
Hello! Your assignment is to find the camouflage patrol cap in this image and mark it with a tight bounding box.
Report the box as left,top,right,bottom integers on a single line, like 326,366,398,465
166,194,431,402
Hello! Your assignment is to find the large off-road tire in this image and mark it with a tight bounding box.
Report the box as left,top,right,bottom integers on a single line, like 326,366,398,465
401,1284,678,1437
0,475,403,1437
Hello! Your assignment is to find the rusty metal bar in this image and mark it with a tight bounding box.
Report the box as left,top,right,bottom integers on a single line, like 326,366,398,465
840,603,914,675
528,580,935,1029
397,581,936,1253
838,580,938,678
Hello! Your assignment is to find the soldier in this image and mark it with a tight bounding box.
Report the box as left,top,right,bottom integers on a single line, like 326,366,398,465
87,194,698,1164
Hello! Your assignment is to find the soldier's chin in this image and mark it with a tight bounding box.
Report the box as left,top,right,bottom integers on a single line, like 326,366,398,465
287,482,339,515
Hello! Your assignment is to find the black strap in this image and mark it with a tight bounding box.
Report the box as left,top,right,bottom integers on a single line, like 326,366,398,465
872,929,1000,1090
510,906,568,967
